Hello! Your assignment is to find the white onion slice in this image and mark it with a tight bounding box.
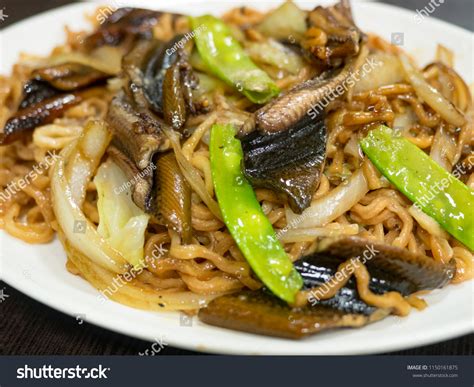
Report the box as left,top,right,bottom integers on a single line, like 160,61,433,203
46,46,122,75
51,120,130,274
343,136,363,160
353,53,404,94
408,205,448,239
286,169,369,229
165,128,223,221
430,126,456,171
279,224,359,243
399,54,465,127
392,107,417,135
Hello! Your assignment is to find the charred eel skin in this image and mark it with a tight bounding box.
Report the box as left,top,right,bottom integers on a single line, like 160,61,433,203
241,114,327,214
199,237,455,339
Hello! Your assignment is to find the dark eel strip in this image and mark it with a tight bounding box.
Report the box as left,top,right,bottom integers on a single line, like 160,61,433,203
107,145,155,214
155,152,193,243
84,8,181,50
305,0,363,66
254,48,366,134
312,237,455,293
241,114,327,214
1,62,110,144
121,36,198,132
1,7,169,144
106,35,199,219
18,79,58,109
32,63,108,91
0,86,104,145
199,237,455,339
162,63,187,130
105,37,194,212
141,35,199,130
253,0,366,135
106,91,168,172
108,119,193,245
199,290,388,340
142,35,183,114
107,97,193,243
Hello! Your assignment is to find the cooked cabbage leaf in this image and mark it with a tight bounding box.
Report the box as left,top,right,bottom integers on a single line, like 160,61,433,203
94,160,149,268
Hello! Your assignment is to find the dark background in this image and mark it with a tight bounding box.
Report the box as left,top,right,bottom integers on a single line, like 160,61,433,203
0,0,472,355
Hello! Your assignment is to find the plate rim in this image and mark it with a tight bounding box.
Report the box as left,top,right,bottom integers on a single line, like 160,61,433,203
2,273,472,355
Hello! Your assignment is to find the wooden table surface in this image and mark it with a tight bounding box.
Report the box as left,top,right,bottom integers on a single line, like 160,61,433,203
0,0,472,356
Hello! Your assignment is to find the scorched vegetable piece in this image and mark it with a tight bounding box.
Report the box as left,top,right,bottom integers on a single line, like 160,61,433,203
190,15,280,104
210,123,303,303
360,125,474,250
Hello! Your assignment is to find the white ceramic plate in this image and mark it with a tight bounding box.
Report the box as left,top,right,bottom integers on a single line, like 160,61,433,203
1,0,473,355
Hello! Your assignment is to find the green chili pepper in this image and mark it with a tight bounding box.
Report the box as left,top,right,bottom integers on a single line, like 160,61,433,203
190,15,280,104
210,124,303,303
360,125,474,250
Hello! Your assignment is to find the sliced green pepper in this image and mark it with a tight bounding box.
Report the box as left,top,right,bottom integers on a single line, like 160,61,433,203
360,125,474,250
210,124,303,303
190,15,280,104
